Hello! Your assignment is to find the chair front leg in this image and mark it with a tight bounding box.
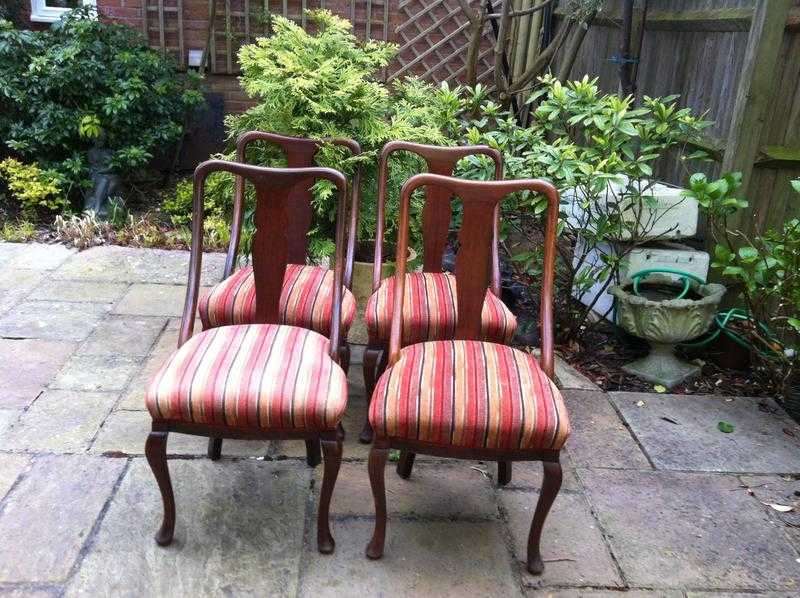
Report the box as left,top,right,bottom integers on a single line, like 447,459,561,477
305,438,322,467
365,442,389,559
317,436,343,554
527,460,563,574
208,438,222,460
497,461,512,486
359,346,382,443
145,430,176,546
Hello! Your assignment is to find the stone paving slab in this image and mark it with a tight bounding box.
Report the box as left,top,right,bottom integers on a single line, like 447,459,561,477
562,390,651,470
0,410,20,437
32,280,130,304
0,339,76,408
53,246,225,286
525,591,683,597
579,468,800,591
81,315,166,357
610,393,800,474
0,390,116,453
0,270,47,317
113,284,189,317
313,461,498,519
298,519,522,598
51,354,142,392
0,454,126,583
90,409,270,457
739,474,800,552
0,454,30,500
500,460,581,492
501,488,622,589
0,301,111,342
66,459,310,597
0,243,75,271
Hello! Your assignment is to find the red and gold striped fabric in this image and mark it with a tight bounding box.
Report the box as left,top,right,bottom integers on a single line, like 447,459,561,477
370,340,569,451
364,272,516,346
146,324,347,431
198,264,357,337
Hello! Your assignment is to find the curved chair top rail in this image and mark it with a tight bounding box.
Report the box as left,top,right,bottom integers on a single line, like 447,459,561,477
226,131,362,289
181,159,349,364
373,141,504,295
388,173,560,379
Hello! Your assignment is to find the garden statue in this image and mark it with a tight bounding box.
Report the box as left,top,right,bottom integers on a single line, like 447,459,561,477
83,141,122,218
609,270,725,389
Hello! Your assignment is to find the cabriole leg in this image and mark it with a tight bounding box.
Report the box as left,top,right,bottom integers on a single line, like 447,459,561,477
527,460,563,574
317,437,343,554
365,444,389,559
145,430,175,546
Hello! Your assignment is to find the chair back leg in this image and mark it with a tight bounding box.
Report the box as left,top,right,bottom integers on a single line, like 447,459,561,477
145,431,176,546
305,438,322,467
208,437,223,460
497,461,512,486
359,346,382,443
365,444,389,559
396,451,415,479
527,460,562,574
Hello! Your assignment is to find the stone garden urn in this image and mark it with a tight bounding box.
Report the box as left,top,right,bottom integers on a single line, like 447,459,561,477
609,274,726,388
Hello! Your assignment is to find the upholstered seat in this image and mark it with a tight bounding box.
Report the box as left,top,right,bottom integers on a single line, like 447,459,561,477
364,272,517,346
146,324,347,432
370,340,569,451
199,264,357,337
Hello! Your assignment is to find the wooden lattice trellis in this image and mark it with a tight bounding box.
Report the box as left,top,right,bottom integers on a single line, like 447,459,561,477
142,0,186,68
388,0,495,87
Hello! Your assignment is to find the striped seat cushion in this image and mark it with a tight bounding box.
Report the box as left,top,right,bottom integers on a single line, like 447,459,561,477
365,272,516,346
370,341,570,451
146,324,347,432
198,264,357,338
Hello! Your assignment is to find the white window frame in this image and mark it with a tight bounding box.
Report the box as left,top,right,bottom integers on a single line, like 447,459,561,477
30,0,96,23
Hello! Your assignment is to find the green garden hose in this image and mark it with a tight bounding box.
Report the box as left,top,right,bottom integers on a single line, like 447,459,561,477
630,267,706,300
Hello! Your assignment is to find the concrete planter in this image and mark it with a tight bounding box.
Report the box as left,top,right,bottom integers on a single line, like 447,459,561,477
609,275,726,389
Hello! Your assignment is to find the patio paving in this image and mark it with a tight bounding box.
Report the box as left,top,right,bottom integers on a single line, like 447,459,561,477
1,242,800,597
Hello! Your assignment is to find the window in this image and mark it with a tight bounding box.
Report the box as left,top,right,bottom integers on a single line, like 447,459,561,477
30,0,96,23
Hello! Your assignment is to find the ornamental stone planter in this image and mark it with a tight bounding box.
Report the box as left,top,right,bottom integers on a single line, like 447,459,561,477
609,275,726,389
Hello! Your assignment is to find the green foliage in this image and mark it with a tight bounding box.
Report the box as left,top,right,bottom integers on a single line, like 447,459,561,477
689,174,800,396
0,7,203,201
208,10,458,259
0,220,36,242
0,158,69,218
456,75,712,341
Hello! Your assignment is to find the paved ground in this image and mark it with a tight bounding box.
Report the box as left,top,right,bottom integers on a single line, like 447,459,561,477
1,242,800,597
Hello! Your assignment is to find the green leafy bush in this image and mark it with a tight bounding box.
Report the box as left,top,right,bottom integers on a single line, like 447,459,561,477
0,7,203,202
172,10,457,260
0,158,69,217
686,174,800,395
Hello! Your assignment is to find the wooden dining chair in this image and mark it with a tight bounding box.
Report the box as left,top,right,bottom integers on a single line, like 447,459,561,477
144,159,349,554
364,173,570,575
360,142,515,448
199,132,360,462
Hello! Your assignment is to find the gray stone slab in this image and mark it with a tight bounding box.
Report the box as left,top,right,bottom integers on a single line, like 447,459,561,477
112,284,187,317
298,519,522,598
313,461,498,519
0,454,125,583
0,243,74,271
33,280,129,303
499,460,581,492
0,339,76,408
0,390,116,453
580,468,800,591
66,459,309,597
82,316,166,356
554,356,600,391
0,585,61,597
116,324,181,410
609,392,800,473
53,246,225,285
739,474,800,552
0,454,30,500
0,410,21,437
90,410,269,458
0,301,111,341
51,354,141,392
687,593,800,598
0,270,46,317
501,488,622,588
525,591,682,598
562,390,651,469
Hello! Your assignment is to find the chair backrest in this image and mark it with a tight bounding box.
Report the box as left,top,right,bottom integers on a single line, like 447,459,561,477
226,131,361,287
373,141,503,293
388,173,560,379
180,159,349,363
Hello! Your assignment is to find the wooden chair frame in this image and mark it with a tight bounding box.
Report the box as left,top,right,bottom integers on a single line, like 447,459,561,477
365,173,562,575
146,159,349,554
360,141,503,445
209,131,361,461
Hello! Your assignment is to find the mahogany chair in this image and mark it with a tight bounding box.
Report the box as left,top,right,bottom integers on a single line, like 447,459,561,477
364,173,570,575
144,159,349,554
360,142,515,449
200,132,360,462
